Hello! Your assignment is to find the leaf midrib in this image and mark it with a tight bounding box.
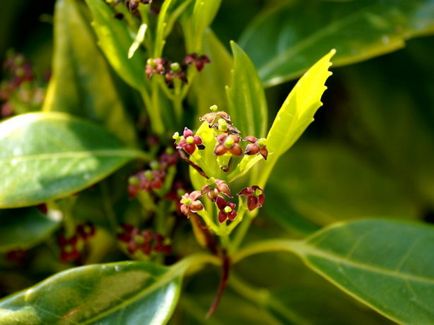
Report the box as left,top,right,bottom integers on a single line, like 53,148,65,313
296,242,434,285
0,149,143,163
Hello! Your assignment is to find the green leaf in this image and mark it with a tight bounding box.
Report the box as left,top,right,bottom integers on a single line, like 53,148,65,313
0,261,182,324
254,49,334,186
182,0,222,52
0,208,60,252
189,30,232,120
293,219,434,324
0,112,145,208
339,39,434,207
44,0,136,145
189,121,225,181
239,0,434,86
85,0,146,91
232,255,389,325
226,41,268,137
266,142,419,228
154,0,193,57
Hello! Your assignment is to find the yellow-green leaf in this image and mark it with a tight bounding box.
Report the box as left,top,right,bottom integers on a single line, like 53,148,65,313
44,0,136,145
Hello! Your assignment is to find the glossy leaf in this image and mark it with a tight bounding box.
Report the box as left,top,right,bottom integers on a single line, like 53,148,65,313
226,41,268,137
0,112,146,208
189,30,232,120
0,208,60,252
85,0,146,91
265,142,419,228
254,49,334,186
293,219,434,324
240,0,434,86
0,261,182,324
233,252,389,325
44,0,136,145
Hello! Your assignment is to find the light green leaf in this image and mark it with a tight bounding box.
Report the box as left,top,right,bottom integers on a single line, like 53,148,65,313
239,0,434,86
154,0,193,57
85,0,146,91
0,261,182,324
293,219,434,324
189,121,224,181
255,49,334,186
226,41,268,137
189,30,232,120
44,0,136,145
0,208,60,252
182,0,222,52
0,112,146,208
128,23,147,59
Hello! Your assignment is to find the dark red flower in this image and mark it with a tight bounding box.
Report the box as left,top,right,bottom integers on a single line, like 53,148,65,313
128,168,166,197
58,234,80,263
76,222,96,240
117,224,171,255
216,196,237,223
239,185,265,211
184,53,210,71
173,128,203,155
244,136,268,160
214,134,243,156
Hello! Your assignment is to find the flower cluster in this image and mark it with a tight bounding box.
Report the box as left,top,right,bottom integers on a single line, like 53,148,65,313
128,148,178,197
174,107,267,227
57,222,96,263
0,52,45,118
117,224,171,255
146,53,210,87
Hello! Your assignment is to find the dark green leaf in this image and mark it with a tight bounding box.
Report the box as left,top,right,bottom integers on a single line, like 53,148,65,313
226,41,268,137
339,40,434,207
293,219,434,324
44,0,136,145
266,142,419,227
0,112,145,208
85,0,146,91
0,261,181,324
232,247,390,325
0,208,59,252
240,0,434,86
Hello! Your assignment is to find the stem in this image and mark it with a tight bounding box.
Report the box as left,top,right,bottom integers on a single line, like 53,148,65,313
229,274,311,325
142,89,164,136
229,205,258,253
232,239,302,264
206,250,230,318
100,183,119,233
173,79,183,124
229,216,252,253
174,253,220,276
197,210,220,235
